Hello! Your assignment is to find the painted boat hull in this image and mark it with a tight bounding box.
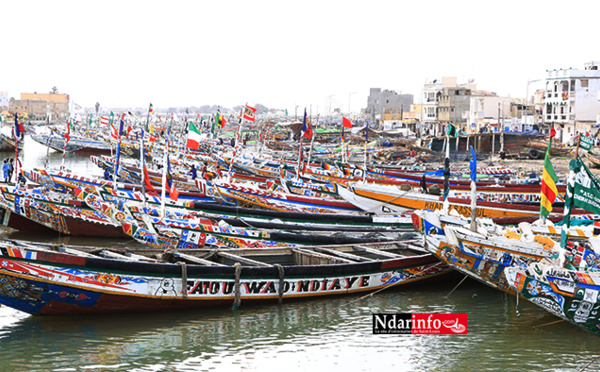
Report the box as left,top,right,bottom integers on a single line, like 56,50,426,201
0,240,449,315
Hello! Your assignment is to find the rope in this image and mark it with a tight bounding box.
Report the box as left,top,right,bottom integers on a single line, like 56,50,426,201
274,264,284,304
327,261,445,313
233,262,242,309
532,319,564,328
445,274,469,298
579,354,600,371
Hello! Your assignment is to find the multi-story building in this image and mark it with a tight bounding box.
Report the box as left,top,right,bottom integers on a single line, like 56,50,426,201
421,77,476,136
467,92,512,133
544,61,600,143
9,92,69,120
364,88,413,127
438,86,472,133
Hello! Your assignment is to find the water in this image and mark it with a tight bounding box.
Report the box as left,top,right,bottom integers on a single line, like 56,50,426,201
0,136,599,371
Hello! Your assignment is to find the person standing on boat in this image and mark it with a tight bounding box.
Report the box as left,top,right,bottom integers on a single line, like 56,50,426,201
190,166,197,180
2,160,9,183
8,159,14,181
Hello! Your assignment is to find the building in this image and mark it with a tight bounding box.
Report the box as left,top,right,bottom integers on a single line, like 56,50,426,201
0,92,8,109
467,92,512,133
422,77,477,136
9,92,69,120
544,61,600,143
364,88,413,127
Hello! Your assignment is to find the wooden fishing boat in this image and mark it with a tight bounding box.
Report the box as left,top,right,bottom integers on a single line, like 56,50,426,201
587,151,600,169
528,139,572,159
213,180,362,214
412,210,559,293
337,182,575,218
0,133,23,151
0,238,449,315
0,186,127,238
31,132,112,153
505,257,600,337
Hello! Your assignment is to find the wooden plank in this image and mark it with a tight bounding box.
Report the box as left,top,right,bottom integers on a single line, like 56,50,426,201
313,247,374,262
172,252,227,266
216,251,272,267
292,248,355,264
351,245,404,259
99,250,155,262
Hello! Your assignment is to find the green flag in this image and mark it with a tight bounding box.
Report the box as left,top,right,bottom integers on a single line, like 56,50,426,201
560,156,600,247
447,123,457,137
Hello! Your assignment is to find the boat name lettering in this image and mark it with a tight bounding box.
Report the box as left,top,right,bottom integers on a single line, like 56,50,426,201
547,269,573,280
186,276,370,295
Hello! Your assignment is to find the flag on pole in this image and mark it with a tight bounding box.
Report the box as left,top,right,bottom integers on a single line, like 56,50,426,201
342,117,352,129
64,119,71,144
143,164,156,192
243,104,257,121
540,152,558,218
302,109,312,140
14,114,24,140
149,103,154,114
100,116,109,125
166,154,179,201
186,121,202,149
447,123,457,137
215,111,226,128
469,146,477,182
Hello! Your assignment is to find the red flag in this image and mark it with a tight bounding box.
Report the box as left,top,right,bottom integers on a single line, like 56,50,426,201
343,117,352,129
550,126,556,138
143,165,156,192
64,120,71,144
110,123,119,139
243,105,257,122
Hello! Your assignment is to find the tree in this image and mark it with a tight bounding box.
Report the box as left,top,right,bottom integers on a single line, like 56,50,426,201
50,86,58,94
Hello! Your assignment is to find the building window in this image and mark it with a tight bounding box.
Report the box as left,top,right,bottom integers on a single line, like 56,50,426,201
581,79,589,88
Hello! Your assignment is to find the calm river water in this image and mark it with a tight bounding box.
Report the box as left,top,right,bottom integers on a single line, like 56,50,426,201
0,134,598,371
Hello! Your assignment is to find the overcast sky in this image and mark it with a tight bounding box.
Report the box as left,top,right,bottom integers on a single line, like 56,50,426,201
4,0,599,115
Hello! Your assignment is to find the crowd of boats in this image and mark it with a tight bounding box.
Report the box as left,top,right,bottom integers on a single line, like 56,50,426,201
1,111,600,338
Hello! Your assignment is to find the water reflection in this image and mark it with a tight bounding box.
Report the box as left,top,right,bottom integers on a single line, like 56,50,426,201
0,277,599,371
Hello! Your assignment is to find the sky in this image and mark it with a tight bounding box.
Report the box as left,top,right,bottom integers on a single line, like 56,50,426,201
4,0,599,115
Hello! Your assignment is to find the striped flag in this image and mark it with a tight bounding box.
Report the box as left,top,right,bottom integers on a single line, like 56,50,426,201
186,121,202,149
540,150,558,217
100,116,109,125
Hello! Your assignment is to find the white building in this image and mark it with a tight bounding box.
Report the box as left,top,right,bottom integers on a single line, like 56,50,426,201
545,61,600,143
467,93,512,133
0,92,8,108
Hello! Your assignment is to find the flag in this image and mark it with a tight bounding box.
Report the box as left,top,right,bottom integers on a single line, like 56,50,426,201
215,111,226,128
469,146,477,182
110,122,119,139
143,164,156,192
243,104,257,121
540,150,558,218
64,119,71,144
149,103,154,114
111,114,125,139
302,109,312,140
550,125,556,138
166,154,179,201
447,123,457,137
343,117,352,129
14,114,24,140
187,121,202,149
285,109,288,116
100,116,109,125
